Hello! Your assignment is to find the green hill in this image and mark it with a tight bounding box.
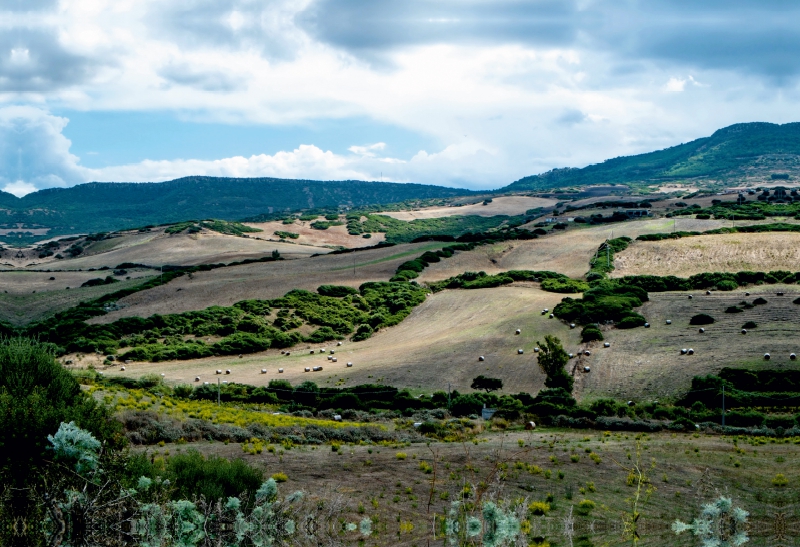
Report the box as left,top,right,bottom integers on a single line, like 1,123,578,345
504,122,800,192
0,177,473,238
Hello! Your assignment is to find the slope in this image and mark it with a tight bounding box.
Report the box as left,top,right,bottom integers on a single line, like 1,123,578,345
505,122,800,191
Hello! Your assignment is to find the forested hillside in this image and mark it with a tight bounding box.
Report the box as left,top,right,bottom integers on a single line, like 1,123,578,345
0,177,473,236
505,122,800,191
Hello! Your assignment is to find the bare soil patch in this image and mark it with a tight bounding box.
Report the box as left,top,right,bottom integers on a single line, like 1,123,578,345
614,232,800,277
90,242,447,322
244,220,385,247
381,196,557,220
95,286,582,394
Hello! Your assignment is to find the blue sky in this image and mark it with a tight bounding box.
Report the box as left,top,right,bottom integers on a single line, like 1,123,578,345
1,1,800,196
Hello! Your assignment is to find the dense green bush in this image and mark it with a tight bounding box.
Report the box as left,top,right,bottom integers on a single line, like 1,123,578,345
554,281,648,326
580,325,603,342
540,278,589,293
317,285,358,297
689,314,715,325
158,450,264,503
617,314,646,329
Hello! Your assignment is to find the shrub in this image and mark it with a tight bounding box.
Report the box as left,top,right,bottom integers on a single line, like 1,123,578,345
576,499,596,515
689,314,715,325
772,473,789,487
753,297,768,305
742,321,757,329
617,314,646,329
540,278,589,293
528,501,550,516
725,306,744,313
396,452,407,460
716,280,738,291
317,285,358,297
581,326,603,342
271,472,288,482
164,450,264,502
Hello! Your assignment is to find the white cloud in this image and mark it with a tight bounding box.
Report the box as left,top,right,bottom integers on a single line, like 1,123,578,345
3,181,37,197
347,142,387,157
665,77,686,92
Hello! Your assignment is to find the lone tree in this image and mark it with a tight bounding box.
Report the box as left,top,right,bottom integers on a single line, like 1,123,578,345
536,334,574,392
471,375,503,393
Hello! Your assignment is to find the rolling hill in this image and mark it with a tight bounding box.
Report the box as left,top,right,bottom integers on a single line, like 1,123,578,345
504,122,800,191
0,176,474,239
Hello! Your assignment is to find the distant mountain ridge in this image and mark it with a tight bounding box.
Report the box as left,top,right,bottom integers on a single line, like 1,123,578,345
0,177,473,237
504,122,800,191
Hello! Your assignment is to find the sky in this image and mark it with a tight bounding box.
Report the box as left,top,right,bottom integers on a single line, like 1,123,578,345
1,0,799,197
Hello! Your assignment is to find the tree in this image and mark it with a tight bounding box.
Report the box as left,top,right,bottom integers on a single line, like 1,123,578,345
536,335,574,392
471,375,503,393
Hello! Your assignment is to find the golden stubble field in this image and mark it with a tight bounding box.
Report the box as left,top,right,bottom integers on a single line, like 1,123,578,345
90,242,447,322
418,218,743,281
613,232,800,277
96,286,583,394
380,196,558,220
578,285,800,401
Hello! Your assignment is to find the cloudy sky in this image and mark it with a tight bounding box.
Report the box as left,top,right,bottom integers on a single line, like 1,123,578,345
1,0,799,196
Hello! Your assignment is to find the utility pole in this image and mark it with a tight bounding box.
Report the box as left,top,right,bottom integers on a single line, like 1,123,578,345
218,377,221,406
721,385,725,426
447,383,451,410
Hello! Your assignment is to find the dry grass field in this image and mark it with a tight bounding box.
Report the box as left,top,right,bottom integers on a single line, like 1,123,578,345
94,286,582,394
90,242,447,322
0,269,152,294
244,220,385,247
577,285,800,401
613,232,800,277
0,275,155,324
381,196,557,220
17,228,327,271
419,217,742,281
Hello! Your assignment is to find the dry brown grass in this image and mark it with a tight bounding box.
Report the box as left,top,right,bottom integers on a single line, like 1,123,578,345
576,285,800,401
614,232,800,277
90,242,447,322
21,228,327,271
418,217,741,281
381,196,557,220
244,220,385,247
95,286,582,394
0,269,152,294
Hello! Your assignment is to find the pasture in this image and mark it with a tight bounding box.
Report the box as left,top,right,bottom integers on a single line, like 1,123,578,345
380,196,557,220
91,286,581,394
613,232,800,277
90,242,448,322
244,219,386,247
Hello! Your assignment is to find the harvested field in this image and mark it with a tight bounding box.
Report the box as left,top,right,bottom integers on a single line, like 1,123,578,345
244,220,385,247
94,286,581,394
613,232,800,277
0,269,152,294
576,285,800,401
90,242,447,322
381,196,557,220
21,229,326,271
419,217,742,281
0,275,155,324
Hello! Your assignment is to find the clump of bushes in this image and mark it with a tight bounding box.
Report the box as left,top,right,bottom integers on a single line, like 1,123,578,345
689,314,715,325
580,324,603,342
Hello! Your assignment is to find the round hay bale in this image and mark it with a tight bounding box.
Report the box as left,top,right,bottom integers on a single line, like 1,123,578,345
120,366,125,371
741,329,747,334
285,352,290,356
583,366,591,373
525,421,536,430
666,320,672,325
261,368,267,374
203,381,209,385
745,292,750,296
568,353,574,358
346,362,353,367
238,354,243,359
161,373,165,377
333,414,342,421
515,329,521,334
688,295,693,299
278,368,284,373
584,350,591,356
281,351,286,355
764,353,771,360
330,350,335,354
544,308,548,312
687,348,694,355
518,349,524,354
791,353,797,360
777,291,784,296
680,348,688,355
327,355,332,360
534,347,540,352
225,369,231,374
313,366,323,371
541,310,546,315
216,370,222,375
706,290,711,295
337,341,342,346
479,356,485,361
570,323,576,329
309,350,314,354
644,323,650,328
604,342,610,348
222,381,228,385
699,328,705,333
549,314,554,319
321,348,326,352
195,376,200,382
304,367,311,372
332,357,337,362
